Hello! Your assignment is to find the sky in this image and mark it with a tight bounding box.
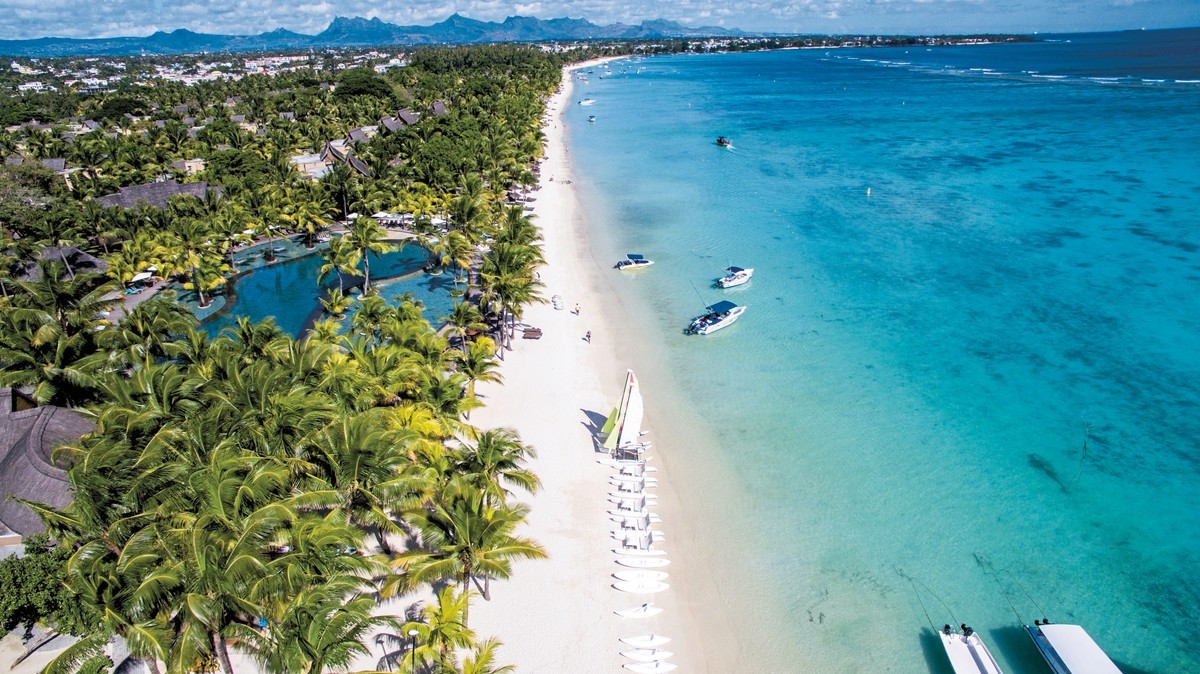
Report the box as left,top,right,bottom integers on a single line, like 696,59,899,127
0,0,1196,41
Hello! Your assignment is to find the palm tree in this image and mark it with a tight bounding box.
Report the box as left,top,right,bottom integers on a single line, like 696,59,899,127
389,477,546,608
454,427,539,506
460,639,515,674
316,235,360,294
455,336,502,420
443,301,489,354
397,586,476,671
346,216,394,294
299,410,415,553
282,197,330,249
319,288,352,317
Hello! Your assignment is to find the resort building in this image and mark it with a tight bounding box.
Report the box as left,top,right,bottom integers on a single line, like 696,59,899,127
96,179,220,210
0,388,92,546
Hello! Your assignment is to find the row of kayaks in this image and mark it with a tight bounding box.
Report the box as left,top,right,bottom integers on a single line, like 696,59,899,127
614,254,752,335
939,620,1123,674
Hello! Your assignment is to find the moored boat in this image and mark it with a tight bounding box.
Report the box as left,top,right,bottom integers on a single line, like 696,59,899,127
716,266,754,288
579,98,596,106
938,624,1005,674
716,136,732,147
1024,620,1122,674
615,253,654,271
589,115,597,123
685,300,746,335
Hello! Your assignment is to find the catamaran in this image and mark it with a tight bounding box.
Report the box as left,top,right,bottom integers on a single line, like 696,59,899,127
685,300,746,335
1024,621,1122,674
938,624,1005,674
616,253,654,271
600,370,646,455
716,266,754,288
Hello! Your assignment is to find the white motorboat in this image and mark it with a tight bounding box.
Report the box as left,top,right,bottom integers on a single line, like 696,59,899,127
716,266,754,288
613,580,669,594
1024,621,1122,674
615,603,663,619
589,115,597,123
621,649,674,663
616,557,670,569
938,624,1005,674
579,99,596,106
624,662,677,674
685,300,746,335
615,253,654,271
621,634,672,648
614,571,668,583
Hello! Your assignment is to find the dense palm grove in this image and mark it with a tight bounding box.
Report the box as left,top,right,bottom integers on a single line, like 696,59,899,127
0,44,593,673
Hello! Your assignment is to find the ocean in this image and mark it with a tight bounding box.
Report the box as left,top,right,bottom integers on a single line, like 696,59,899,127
566,28,1200,673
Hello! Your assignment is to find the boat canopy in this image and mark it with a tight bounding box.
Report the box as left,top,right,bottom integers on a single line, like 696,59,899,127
725,266,745,273
1039,624,1122,674
626,254,647,261
706,300,739,314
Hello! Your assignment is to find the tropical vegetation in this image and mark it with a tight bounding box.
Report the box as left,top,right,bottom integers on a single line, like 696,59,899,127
0,43,565,673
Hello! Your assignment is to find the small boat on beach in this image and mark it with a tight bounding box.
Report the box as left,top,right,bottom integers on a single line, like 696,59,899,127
621,649,674,663
613,580,670,594
685,300,746,335
613,570,669,583
616,253,655,271
616,603,663,619
615,557,670,569
1024,621,1122,674
621,634,671,648
612,548,667,557
624,662,677,674
716,266,753,288
938,624,1005,674
716,136,732,147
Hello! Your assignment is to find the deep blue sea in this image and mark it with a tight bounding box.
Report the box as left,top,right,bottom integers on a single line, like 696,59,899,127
567,28,1200,673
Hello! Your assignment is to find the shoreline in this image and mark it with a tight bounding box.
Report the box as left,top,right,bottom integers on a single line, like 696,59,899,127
468,57,719,672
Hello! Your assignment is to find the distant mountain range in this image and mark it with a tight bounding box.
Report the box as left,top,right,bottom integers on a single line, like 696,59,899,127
0,14,744,57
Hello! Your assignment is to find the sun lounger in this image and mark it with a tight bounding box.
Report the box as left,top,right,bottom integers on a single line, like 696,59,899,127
522,328,543,339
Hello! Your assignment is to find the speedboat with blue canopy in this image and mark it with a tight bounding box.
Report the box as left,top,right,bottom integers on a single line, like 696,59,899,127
685,300,745,335
616,254,654,271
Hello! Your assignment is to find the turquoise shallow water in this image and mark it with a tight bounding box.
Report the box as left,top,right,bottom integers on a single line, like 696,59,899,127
569,30,1200,673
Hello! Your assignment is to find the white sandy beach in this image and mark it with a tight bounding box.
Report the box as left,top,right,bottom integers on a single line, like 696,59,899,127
467,59,736,673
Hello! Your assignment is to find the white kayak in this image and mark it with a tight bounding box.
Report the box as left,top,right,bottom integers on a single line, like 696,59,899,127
623,659,677,672
612,548,667,556
613,580,670,594
613,570,668,582
621,634,671,648
621,649,674,662
615,557,670,569
615,603,663,619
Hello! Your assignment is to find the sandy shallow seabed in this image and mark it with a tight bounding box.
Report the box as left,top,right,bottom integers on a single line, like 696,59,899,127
468,58,723,673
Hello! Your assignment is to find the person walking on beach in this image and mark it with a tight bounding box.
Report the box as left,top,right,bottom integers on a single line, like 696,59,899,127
573,303,581,315
584,330,591,343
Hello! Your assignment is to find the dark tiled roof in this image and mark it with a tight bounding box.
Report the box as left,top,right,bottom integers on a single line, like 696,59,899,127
40,158,66,172
279,112,295,121
396,108,420,126
379,116,403,133
171,104,189,114
347,127,371,145
347,155,372,177
231,114,246,123
96,179,219,210
13,246,108,281
0,389,93,538
432,101,448,116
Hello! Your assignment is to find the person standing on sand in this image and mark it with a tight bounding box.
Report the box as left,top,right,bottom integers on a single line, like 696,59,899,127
573,303,581,315
585,331,591,343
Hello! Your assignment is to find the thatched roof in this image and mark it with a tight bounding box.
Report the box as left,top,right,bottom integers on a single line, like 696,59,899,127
0,389,92,539
96,179,219,210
